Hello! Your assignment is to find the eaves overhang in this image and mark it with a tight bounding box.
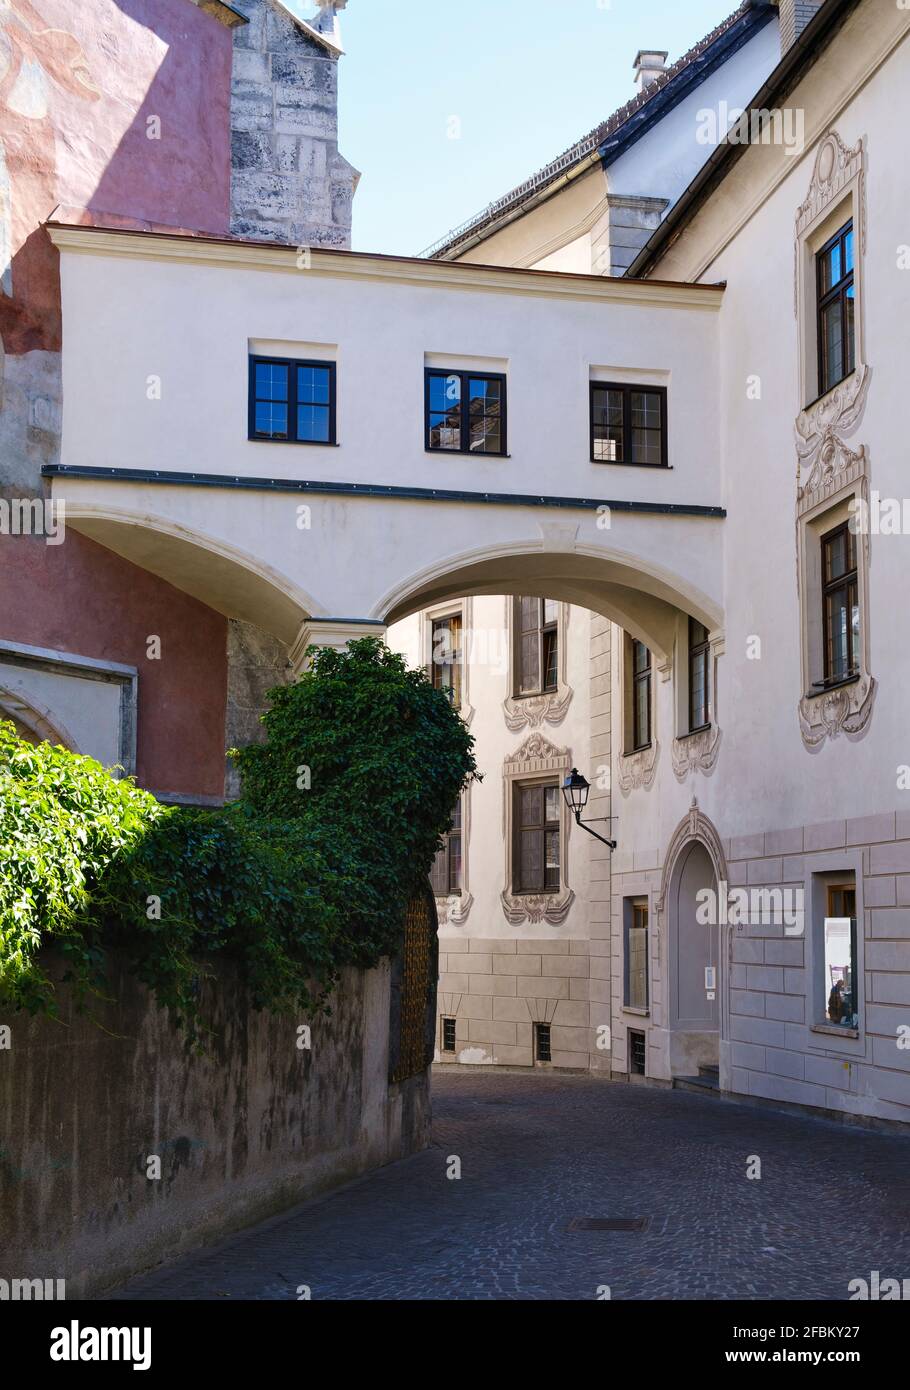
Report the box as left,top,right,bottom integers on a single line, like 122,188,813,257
628,0,863,278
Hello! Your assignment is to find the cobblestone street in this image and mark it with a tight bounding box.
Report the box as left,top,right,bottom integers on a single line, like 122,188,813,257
111,1070,910,1301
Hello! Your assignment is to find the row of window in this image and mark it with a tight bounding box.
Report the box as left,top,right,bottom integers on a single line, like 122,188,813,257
440,1017,552,1061
431,780,561,899
249,356,670,465
430,598,559,710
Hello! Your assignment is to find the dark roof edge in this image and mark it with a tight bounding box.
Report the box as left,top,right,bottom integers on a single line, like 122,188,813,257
628,0,863,278
597,5,776,171
424,1,775,261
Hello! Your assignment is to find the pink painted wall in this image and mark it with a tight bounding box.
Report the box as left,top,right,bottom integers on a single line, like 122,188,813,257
1,533,229,797
0,0,235,796
0,0,233,354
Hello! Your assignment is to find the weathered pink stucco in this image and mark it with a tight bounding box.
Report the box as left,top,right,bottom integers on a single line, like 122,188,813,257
1,532,228,796
1,0,235,797
0,0,232,353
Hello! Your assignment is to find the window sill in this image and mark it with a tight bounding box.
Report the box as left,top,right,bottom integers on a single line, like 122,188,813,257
425,449,511,459
677,723,711,741
624,742,653,757
622,1006,650,1017
248,437,341,447
511,889,561,898
590,461,672,470
514,689,559,701
811,1023,859,1040
803,370,856,414
806,673,860,700
434,892,462,901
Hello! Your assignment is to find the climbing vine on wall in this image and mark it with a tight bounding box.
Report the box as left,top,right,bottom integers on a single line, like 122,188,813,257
0,639,476,1031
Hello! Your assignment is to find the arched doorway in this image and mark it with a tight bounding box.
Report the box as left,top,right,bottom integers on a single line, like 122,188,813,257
658,807,728,1081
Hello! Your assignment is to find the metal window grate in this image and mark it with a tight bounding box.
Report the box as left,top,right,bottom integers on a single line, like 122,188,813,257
534,1022,552,1063
442,1017,456,1053
629,1029,646,1076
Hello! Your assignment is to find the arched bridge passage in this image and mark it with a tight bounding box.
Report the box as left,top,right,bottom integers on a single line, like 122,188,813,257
46,469,726,667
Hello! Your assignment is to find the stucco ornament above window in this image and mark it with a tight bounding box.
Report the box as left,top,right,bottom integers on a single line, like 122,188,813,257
500,733,574,927
793,130,875,752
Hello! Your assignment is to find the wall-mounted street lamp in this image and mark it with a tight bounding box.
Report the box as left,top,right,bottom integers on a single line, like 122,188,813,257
561,768,617,851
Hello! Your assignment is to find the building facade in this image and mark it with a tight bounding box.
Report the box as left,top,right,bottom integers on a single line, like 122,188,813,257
2,0,908,1131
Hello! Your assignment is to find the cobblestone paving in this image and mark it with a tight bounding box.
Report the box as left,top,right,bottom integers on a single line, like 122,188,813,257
111,1070,910,1301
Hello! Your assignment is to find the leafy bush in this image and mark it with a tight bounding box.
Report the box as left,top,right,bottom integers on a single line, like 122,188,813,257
0,639,475,1028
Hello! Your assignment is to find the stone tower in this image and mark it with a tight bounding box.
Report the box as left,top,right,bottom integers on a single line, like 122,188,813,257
229,0,360,248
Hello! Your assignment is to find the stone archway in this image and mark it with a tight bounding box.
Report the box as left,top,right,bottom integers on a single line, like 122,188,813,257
655,802,729,1082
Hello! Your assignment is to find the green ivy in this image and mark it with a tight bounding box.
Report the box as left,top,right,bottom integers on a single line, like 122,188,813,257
0,639,475,1030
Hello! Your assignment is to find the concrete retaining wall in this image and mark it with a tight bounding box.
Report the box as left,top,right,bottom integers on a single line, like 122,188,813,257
0,951,429,1298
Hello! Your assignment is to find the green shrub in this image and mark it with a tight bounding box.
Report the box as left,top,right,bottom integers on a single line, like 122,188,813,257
0,639,475,1028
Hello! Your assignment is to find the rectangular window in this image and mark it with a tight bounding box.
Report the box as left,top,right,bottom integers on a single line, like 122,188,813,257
590,382,667,467
425,369,506,455
629,1029,646,1076
816,220,855,397
430,797,462,897
820,523,859,686
823,882,858,1030
688,618,710,732
442,1017,457,1053
625,900,649,1011
430,613,463,708
249,356,336,444
516,597,558,696
534,1022,552,1063
515,782,560,894
631,640,652,752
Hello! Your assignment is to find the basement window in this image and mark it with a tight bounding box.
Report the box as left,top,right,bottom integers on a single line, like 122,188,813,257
534,1022,552,1064
442,1017,457,1053
629,1029,646,1076
248,356,336,445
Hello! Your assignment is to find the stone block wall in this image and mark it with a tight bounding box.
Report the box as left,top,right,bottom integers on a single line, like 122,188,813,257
436,936,591,1068
725,813,910,1126
229,0,358,247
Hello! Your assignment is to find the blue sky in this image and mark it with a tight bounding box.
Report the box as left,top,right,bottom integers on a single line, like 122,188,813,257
325,0,743,256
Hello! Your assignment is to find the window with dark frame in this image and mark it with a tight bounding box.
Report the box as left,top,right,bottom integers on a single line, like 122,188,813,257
442,1017,457,1053
823,881,858,1030
625,900,649,1011
425,369,506,455
516,597,558,696
820,523,859,687
590,382,667,467
816,220,855,398
688,618,711,733
249,356,336,444
515,782,560,895
430,612,463,708
631,640,652,752
534,1022,552,1063
430,798,462,897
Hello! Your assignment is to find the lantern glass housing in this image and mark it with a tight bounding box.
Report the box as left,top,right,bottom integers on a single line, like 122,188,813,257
562,767,590,818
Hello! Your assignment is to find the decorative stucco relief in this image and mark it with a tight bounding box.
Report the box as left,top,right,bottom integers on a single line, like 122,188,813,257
671,724,722,781
618,739,660,793
500,732,574,927
794,130,874,751
502,598,573,732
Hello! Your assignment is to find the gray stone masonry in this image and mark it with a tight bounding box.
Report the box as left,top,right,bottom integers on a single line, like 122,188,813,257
230,0,359,248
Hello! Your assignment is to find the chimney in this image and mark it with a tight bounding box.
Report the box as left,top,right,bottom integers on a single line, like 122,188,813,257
313,0,347,44
774,0,823,54
632,49,668,94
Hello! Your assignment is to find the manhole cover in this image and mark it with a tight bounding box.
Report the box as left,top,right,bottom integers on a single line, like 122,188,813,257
567,1217,650,1233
